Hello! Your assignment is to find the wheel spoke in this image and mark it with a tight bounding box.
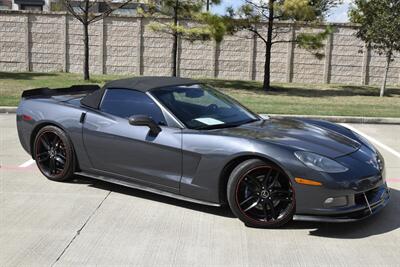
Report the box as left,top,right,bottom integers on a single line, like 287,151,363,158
266,199,276,219
38,155,50,163
240,194,258,206
262,168,273,188
243,199,259,212
54,156,65,166
268,171,280,189
51,135,59,147
40,136,51,150
57,153,66,160
271,189,291,196
243,176,261,190
49,158,56,174
262,202,269,221
37,151,48,158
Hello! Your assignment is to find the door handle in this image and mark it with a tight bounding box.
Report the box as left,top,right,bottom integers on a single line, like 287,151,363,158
80,112,87,123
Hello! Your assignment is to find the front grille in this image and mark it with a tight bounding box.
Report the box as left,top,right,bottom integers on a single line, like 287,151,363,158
354,187,381,205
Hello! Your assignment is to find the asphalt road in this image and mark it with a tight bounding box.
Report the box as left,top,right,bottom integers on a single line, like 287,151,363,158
1,114,399,267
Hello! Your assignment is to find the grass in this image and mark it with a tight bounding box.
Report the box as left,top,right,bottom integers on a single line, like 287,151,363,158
1,72,400,117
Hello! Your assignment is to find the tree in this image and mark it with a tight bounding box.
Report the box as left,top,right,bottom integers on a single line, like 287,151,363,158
226,0,341,91
205,0,221,11
63,0,132,80
349,0,400,97
143,0,226,77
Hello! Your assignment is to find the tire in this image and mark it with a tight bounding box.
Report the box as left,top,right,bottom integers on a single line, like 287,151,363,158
227,159,295,228
33,125,75,182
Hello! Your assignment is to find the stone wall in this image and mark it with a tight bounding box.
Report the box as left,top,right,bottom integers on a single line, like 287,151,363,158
0,10,399,86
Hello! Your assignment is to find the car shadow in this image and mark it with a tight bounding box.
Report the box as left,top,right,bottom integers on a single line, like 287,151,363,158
70,175,236,218
0,72,57,80
71,175,400,238
283,187,400,239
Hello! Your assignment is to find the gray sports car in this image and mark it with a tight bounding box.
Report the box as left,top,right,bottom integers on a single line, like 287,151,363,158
17,77,389,228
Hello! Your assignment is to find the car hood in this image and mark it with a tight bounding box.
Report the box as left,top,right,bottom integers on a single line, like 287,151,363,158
214,118,360,158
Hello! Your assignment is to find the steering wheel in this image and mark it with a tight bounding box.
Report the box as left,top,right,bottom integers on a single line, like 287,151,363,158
206,104,219,114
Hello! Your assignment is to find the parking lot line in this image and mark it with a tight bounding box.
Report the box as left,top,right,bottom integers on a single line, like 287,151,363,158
343,124,400,159
18,159,35,168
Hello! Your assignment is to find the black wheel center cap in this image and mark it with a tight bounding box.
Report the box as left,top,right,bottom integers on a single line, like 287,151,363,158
260,190,269,198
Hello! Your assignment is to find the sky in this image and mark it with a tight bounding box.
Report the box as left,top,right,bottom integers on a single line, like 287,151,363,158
212,0,352,23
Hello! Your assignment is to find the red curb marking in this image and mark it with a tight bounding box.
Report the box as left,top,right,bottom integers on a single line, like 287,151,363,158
0,165,38,171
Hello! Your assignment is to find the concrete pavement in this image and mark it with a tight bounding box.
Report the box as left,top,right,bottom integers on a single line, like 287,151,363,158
1,114,399,266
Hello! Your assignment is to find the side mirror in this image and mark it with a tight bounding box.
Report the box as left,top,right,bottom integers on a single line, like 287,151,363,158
128,115,162,136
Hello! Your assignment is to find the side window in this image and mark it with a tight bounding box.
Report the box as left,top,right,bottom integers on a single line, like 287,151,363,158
100,89,166,125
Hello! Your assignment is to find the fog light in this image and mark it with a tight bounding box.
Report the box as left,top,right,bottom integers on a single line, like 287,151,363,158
324,196,348,207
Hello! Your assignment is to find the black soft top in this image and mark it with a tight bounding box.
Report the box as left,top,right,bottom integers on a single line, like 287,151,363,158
81,76,201,109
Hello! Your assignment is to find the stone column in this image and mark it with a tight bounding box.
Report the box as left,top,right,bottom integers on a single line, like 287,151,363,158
137,17,144,76
62,13,68,72
24,14,30,71
213,41,220,78
286,25,295,83
99,19,105,74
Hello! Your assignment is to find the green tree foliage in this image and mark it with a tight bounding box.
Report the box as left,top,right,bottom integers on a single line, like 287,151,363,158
143,0,226,77
226,0,340,91
349,0,400,97
63,0,132,80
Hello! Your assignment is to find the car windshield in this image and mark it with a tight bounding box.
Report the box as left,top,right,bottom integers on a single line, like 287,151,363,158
151,84,260,130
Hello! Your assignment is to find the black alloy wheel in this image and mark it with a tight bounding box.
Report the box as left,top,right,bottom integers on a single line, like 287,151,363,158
228,159,295,228
34,126,75,181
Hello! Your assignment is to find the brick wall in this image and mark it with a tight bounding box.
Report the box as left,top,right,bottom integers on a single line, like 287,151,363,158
0,10,399,86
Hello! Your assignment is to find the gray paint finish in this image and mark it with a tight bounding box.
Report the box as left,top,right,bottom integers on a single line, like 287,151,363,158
16,82,389,220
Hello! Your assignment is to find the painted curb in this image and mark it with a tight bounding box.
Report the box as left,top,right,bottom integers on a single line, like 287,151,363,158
1,107,399,124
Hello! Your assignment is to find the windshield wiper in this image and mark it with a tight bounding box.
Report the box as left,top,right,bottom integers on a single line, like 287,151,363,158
195,118,259,130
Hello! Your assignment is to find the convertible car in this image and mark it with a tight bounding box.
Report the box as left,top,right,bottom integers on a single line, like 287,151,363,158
17,77,389,228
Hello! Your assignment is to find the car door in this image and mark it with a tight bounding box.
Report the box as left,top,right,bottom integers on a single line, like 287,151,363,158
82,89,182,193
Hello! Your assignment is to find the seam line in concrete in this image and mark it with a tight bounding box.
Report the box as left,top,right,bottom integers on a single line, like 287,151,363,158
51,191,112,266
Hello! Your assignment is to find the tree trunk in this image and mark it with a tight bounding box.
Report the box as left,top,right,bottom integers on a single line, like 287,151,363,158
172,0,179,77
263,0,275,91
172,33,178,77
206,0,210,11
83,23,90,80
264,43,272,92
380,52,391,97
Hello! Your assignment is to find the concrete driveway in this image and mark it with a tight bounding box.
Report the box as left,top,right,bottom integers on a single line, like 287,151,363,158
1,114,399,266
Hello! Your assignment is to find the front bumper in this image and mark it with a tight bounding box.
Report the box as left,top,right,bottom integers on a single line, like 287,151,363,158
293,183,390,222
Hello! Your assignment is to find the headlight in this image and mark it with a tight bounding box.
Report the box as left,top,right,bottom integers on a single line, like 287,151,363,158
294,151,349,173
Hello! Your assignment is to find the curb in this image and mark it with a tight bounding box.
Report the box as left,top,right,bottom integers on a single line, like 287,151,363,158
265,114,400,124
0,107,16,113
1,107,399,124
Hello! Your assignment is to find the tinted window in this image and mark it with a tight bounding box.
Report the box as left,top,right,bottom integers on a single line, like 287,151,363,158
101,89,166,125
151,84,258,129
